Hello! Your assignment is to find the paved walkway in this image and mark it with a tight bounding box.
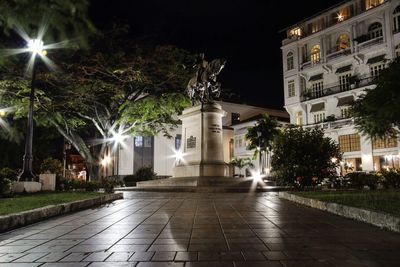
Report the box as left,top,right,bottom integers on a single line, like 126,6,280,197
0,192,399,267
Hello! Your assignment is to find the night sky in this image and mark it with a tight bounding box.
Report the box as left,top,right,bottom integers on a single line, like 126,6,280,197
90,0,340,109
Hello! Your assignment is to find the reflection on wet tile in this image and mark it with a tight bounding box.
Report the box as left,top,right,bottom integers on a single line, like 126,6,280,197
0,191,397,266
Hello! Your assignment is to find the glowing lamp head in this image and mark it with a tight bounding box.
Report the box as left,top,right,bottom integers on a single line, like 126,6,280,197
337,13,344,21
0,110,6,117
175,150,184,161
27,39,45,55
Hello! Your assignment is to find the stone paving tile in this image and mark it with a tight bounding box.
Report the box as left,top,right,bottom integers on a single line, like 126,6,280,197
136,262,184,267
59,252,90,262
0,192,399,266
12,252,48,262
0,263,42,267
105,252,133,262
35,252,71,262
82,251,112,262
40,263,89,267
88,263,137,267
0,253,26,262
151,251,176,261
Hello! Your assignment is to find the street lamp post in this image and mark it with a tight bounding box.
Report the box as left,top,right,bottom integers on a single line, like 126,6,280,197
19,39,45,181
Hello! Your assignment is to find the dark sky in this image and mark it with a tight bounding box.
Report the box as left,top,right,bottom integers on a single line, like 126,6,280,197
90,0,340,109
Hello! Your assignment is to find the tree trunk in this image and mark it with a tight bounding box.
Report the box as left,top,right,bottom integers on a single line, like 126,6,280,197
50,120,99,180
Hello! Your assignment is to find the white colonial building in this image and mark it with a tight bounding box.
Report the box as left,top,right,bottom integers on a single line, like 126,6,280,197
282,0,400,173
115,101,289,178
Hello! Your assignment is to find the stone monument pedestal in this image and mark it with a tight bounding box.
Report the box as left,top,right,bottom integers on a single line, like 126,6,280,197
13,181,42,193
137,102,232,189
173,102,229,178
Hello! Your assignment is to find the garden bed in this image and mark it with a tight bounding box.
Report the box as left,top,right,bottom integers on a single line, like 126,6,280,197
0,192,105,216
0,192,123,232
294,190,400,217
279,190,400,232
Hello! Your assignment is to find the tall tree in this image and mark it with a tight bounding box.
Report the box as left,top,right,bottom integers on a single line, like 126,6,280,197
271,127,341,187
0,32,196,179
245,114,279,174
352,58,400,137
0,0,95,47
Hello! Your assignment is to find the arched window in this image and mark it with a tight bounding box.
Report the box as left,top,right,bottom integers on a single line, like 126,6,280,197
337,34,350,51
311,44,321,64
287,52,294,70
394,6,400,33
368,22,383,40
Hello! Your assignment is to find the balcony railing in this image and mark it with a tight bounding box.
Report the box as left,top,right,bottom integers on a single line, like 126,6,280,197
357,36,384,50
326,48,351,61
301,76,376,102
304,118,354,130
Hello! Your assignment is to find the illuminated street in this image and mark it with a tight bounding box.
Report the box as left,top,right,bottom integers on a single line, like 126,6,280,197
0,192,399,266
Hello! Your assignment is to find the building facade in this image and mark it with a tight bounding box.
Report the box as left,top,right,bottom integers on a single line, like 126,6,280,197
282,0,400,173
116,101,289,177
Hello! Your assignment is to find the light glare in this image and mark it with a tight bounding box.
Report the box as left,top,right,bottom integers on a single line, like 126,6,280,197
27,39,44,55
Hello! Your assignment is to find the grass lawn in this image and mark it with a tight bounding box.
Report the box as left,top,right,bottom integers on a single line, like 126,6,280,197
0,192,105,216
294,190,400,217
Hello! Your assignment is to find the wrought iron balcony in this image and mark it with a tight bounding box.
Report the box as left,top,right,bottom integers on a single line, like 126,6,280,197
301,76,376,102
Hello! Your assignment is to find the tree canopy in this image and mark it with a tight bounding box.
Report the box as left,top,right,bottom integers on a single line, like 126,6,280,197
352,58,400,137
271,127,341,187
0,0,95,47
0,30,196,179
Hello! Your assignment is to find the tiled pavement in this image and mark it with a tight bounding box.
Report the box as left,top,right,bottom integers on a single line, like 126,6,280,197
0,192,399,267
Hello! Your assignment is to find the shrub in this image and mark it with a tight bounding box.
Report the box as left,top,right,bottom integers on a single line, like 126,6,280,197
124,167,157,186
0,167,18,181
0,168,17,197
0,177,13,197
348,172,379,190
85,181,100,192
40,158,63,176
380,170,400,189
101,178,115,193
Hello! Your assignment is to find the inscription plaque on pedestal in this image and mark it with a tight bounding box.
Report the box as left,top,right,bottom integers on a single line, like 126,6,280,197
187,136,196,149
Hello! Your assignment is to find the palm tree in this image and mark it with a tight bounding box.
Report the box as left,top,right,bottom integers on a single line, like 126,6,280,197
245,114,279,174
229,157,254,177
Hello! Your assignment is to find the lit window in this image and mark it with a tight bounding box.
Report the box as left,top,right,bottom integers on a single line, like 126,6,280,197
287,52,294,70
396,44,400,57
288,80,295,97
335,6,351,22
370,63,385,77
339,73,351,91
339,134,361,152
368,22,383,40
175,134,182,150
372,136,398,149
394,6,400,33
337,34,350,51
289,27,302,37
311,80,324,98
309,18,324,33
365,0,384,10
341,107,350,118
313,112,325,123
295,111,303,125
135,136,143,147
311,44,321,64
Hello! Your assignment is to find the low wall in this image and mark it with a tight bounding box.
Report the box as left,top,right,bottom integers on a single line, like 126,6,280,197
0,193,123,233
279,192,400,233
